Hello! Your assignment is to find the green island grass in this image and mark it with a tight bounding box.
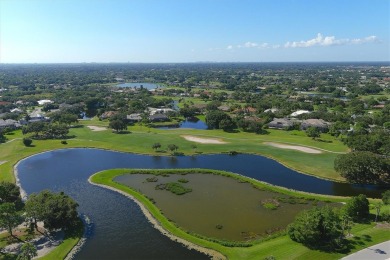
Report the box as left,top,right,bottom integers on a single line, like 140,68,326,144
90,168,390,260
158,182,192,195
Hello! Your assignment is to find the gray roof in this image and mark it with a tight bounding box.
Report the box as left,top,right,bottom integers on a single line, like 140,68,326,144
127,113,142,121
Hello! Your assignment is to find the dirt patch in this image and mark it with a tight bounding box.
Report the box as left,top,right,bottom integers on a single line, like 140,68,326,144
375,222,390,229
264,142,322,154
181,135,227,144
87,125,107,131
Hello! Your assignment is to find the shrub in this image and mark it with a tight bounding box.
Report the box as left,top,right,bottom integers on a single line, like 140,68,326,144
344,194,370,222
288,206,343,249
382,190,390,205
23,138,33,147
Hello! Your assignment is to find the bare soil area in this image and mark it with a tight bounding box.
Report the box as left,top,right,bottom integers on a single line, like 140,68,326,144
181,135,227,144
87,125,107,131
264,142,322,154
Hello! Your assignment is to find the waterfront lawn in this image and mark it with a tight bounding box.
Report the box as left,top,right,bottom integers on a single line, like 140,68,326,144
90,168,390,260
0,121,348,183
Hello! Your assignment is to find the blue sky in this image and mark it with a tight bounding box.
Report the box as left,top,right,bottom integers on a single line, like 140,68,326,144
1,0,389,63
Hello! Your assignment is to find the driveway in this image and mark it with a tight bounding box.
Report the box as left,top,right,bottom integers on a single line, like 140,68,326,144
342,240,390,260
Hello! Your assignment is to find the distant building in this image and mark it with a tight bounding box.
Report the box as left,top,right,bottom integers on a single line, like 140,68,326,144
217,105,230,112
290,110,310,117
10,108,22,113
300,119,331,132
126,113,142,122
264,108,279,113
268,118,299,130
0,119,21,129
99,111,118,120
37,99,53,106
149,114,169,122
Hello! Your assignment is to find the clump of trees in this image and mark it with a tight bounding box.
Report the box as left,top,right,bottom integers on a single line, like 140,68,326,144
205,111,234,131
334,151,390,184
288,194,374,251
288,206,344,250
0,181,79,259
108,114,127,133
306,126,321,140
25,190,79,231
22,122,69,139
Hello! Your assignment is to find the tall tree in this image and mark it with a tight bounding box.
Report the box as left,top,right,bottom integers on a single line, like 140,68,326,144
0,203,23,236
109,119,127,133
334,151,390,184
344,194,370,222
25,190,79,231
0,182,22,206
17,242,37,260
306,126,321,140
288,206,343,249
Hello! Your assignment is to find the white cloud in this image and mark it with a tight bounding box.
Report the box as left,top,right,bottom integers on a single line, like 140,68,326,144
214,34,379,52
351,35,378,44
244,42,258,48
284,33,378,48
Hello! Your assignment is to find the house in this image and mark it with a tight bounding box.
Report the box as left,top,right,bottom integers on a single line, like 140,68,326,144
217,105,230,112
268,118,300,130
290,110,310,117
99,111,118,120
0,119,21,130
300,119,331,132
37,99,53,106
264,108,279,113
0,101,11,106
149,114,169,122
126,113,142,122
147,107,175,115
10,108,22,113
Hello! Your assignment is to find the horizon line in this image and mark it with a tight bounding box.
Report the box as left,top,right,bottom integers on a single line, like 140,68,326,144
1,61,390,65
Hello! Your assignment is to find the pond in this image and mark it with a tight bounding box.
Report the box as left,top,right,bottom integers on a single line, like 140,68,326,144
16,149,388,258
116,82,164,90
115,173,332,241
157,118,208,130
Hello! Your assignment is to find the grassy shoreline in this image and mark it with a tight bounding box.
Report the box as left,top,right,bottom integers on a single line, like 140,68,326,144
1,122,348,184
90,168,390,260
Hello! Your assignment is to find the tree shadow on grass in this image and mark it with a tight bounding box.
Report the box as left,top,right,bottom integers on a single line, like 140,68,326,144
306,234,373,254
115,130,131,134
317,139,333,143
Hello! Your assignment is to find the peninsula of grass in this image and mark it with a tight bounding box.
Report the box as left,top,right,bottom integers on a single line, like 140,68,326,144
89,168,390,260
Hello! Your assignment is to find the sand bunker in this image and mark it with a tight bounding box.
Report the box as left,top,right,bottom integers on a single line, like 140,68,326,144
264,142,322,154
181,135,227,144
87,125,107,131
0,161,7,166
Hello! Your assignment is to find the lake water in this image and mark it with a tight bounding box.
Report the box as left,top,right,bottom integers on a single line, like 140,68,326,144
116,82,163,90
16,149,388,258
157,118,208,130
